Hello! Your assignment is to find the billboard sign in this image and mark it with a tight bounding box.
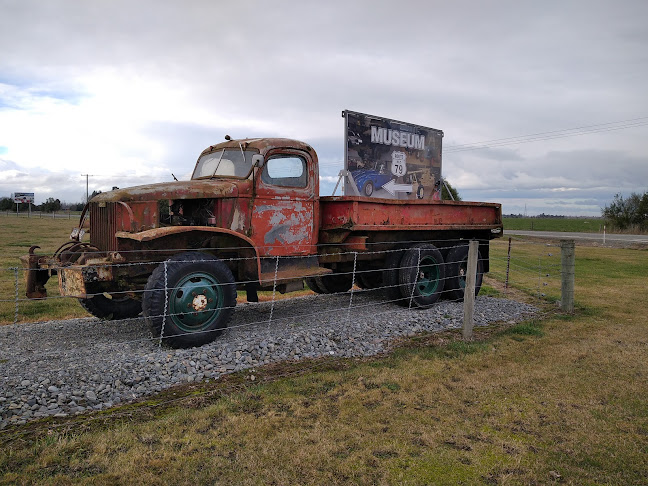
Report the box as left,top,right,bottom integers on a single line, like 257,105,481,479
12,192,35,204
343,110,443,200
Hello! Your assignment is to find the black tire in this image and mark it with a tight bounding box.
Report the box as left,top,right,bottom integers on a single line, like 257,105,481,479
317,272,353,293
398,244,445,308
305,276,327,294
383,250,407,306
357,269,383,289
362,181,374,197
79,290,142,320
445,244,484,302
143,252,236,348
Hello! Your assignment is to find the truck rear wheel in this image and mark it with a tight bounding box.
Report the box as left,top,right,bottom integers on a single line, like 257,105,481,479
383,250,407,306
317,273,353,293
444,244,484,301
79,289,142,321
143,252,236,348
357,270,383,290
398,244,445,308
305,276,327,294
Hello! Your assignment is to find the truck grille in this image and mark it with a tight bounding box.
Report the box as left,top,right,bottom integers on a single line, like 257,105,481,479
90,202,118,252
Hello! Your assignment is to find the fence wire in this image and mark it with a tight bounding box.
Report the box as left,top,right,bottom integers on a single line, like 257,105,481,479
0,236,565,431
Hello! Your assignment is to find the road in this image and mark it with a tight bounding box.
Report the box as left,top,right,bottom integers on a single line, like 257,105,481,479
505,230,648,248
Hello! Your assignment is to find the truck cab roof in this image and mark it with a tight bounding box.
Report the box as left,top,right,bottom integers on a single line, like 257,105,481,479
199,138,317,159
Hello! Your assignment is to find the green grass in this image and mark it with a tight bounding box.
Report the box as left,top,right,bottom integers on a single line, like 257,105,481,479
504,216,604,233
0,216,91,324
500,320,544,337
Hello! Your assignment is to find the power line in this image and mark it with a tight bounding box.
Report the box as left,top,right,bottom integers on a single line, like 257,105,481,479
444,116,648,153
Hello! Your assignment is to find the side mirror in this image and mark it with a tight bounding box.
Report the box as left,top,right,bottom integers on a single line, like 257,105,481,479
252,154,264,167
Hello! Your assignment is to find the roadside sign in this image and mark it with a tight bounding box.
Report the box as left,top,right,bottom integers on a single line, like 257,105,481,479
343,110,443,200
12,192,35,204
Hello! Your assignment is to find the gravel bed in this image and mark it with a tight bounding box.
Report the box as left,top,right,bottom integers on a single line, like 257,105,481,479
0,291,537,429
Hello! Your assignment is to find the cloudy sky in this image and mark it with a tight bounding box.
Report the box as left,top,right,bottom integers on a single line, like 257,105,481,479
1,0,646,215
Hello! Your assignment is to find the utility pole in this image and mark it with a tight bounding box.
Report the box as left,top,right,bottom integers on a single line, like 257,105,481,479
81,174,96,203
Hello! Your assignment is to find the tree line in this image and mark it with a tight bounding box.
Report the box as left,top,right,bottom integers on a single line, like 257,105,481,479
602,191,648,231
0,191,105,212
0,197,86,213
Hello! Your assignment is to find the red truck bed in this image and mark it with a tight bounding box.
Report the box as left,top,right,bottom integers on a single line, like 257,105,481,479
319,196,502,232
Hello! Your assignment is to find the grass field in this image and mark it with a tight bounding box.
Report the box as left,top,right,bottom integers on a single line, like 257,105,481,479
502,217,605,233
0,218,90,324
1,219,647,484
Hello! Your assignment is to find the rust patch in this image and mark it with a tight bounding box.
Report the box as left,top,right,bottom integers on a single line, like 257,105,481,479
58,267,87,298
92,180,246,204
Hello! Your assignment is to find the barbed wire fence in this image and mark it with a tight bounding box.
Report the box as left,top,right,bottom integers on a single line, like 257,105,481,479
0,210,82,220
0,237,575,431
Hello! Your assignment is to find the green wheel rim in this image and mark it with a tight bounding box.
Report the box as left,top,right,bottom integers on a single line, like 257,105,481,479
458,260,467,289
168,272,224,333
416,256,441,296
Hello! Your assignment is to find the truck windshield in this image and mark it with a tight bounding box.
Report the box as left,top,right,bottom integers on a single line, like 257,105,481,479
192,149,258,179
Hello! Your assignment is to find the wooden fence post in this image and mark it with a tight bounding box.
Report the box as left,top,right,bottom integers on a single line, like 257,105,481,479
560,240,575,313
462,240,479,341
505,237,512,289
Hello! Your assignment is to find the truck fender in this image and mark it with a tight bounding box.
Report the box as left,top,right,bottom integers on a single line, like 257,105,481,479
116,226,261,282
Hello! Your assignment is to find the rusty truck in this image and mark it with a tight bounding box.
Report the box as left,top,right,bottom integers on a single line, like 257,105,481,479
22,137,502,348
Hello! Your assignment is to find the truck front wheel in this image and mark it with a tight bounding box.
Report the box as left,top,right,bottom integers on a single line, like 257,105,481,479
398,244,445,308
143,252,237,348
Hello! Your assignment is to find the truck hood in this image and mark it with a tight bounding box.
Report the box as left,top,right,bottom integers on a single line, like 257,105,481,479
91,179,251,203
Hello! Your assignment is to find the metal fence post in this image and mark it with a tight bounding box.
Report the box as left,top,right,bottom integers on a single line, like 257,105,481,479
159,260,169,348
560,240,575,313
462,240,479,341
347,252,358,321
13,267,19,325
268,255,279,326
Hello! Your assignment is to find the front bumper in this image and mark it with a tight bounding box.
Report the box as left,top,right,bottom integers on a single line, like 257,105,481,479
21,249,116,299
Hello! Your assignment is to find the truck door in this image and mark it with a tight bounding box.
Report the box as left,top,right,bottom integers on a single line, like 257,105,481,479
251,148,317,257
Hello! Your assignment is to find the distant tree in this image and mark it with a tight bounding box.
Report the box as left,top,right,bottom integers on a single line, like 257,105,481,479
441,180,462,201
0,197,13,211
41,197,62,213
638,192,648,224
602,191,648,230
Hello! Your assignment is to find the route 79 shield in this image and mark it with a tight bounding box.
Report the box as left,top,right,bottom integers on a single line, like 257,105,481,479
391,151,407,176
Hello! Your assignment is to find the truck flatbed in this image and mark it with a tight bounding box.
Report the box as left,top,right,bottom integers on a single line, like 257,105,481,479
320,196,502,232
